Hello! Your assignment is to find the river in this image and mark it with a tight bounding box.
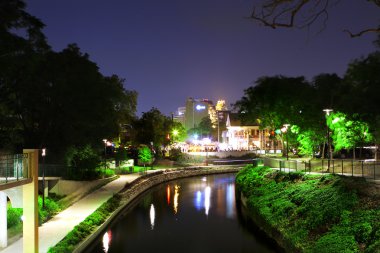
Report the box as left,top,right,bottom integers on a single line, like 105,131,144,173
84,173,281,253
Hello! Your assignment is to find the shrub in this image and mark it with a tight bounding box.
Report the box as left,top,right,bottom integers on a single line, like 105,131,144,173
7,207,23,229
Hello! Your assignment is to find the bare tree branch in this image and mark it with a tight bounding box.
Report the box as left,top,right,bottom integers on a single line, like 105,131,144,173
249,0,380,38
344,28,380,38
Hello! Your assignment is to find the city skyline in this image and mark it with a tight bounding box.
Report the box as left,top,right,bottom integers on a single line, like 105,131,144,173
25,0,379,116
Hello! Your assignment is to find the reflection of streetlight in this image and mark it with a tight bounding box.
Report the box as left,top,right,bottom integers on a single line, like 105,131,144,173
281,124,290,160
323,109,333,171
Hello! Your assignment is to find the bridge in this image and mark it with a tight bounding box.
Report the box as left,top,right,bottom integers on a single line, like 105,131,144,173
0,149,39,253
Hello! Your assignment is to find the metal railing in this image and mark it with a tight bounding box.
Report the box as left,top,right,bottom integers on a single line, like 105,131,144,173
0,153,29,184
38,164,69,178
262,157,380,180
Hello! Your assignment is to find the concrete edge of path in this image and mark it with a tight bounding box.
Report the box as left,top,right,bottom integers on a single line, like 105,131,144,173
73,166,242,253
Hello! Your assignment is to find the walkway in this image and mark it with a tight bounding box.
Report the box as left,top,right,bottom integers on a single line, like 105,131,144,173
0,173,142,253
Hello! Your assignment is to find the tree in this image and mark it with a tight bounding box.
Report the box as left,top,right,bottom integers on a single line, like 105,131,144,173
343,52,380,146
249,0,380,37
138,146,152,168
235,76,317,131
198,116,213,138
133,108,172,149
0,1,138,160
292,125,324,157
327,112,373,159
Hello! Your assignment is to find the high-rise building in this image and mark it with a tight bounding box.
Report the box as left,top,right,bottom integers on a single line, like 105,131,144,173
184,98,213,130
173,107,186,125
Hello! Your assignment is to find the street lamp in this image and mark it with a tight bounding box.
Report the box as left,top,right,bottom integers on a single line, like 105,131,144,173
281,124,290,160
41,148,46,208
323,109,333,171
103,139,107,175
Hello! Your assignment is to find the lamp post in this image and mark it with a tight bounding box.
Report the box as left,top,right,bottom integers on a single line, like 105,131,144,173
41,148,46,208
103,139,107,175
323,109,333,171
282,124,290,160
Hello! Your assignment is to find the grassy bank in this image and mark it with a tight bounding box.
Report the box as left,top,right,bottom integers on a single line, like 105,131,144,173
235,165,380,252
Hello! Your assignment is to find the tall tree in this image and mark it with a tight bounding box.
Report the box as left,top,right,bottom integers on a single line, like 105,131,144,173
235,76,317,130
133,108,172,149
343,51,380,144
0,0,50,151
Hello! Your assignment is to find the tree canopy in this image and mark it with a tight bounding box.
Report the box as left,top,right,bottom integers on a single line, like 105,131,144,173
234,53,379,158
0,1,137,161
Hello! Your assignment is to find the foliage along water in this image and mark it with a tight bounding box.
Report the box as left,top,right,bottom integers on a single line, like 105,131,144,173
85,173,281,253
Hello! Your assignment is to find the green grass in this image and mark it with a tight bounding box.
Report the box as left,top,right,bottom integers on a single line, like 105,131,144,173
235,165,380,252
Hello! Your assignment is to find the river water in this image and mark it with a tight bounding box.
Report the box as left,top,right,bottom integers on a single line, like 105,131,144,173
85,173,281,253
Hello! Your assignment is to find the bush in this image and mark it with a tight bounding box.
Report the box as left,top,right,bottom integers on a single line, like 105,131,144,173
38,196,61,223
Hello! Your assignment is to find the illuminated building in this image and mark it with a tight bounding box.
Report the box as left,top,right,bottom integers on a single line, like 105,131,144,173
222,113,283,152
184,98,214,130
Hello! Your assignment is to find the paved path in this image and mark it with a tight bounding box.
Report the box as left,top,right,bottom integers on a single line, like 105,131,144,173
1,173,141,253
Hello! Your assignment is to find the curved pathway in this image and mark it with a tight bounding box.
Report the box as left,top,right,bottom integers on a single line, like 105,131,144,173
0,173,143,253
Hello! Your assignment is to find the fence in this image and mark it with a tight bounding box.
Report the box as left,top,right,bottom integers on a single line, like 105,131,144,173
38,164,70,178
0,153,29,184
262,157,380,180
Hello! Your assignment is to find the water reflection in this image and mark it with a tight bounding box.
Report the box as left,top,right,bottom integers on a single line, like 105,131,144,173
173,185,180,214
102,231,112,253
149,204,155,229
195,190,202,211
166,185,170,205
204,186,211,216
226,184,235,218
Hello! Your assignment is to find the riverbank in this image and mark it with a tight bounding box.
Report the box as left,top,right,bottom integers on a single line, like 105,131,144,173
235,165,380,252
49,166,241,253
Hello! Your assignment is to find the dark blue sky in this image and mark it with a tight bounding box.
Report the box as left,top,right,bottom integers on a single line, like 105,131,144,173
26,0,379,116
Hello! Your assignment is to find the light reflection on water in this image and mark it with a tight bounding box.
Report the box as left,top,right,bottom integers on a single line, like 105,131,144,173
102,231,111,253
173,185,179,214
149,204,155,229
204,186,211,216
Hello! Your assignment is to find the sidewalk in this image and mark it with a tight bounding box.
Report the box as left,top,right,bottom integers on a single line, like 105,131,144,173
1,173,141,253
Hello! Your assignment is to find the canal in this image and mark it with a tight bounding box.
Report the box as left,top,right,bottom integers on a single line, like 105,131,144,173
85,173,281,253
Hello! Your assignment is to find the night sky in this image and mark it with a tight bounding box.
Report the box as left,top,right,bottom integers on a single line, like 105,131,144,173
25,1,379,116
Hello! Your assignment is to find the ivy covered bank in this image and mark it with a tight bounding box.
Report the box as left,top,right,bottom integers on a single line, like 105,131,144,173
235,166,380,252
